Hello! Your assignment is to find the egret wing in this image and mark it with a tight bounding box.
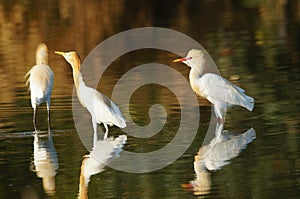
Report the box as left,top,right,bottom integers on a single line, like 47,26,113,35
93,91,126,128
27,64,54,104
199,73,253,110
78,85,126,128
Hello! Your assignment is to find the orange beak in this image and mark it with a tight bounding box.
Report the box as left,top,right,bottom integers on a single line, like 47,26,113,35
173,57,186,63
173,57,192,63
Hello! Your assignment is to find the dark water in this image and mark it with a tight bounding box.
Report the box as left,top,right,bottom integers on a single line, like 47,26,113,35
0,0,299,198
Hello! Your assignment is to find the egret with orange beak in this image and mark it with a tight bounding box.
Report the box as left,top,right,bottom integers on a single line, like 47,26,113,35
55,51,126,140
174,49,254,123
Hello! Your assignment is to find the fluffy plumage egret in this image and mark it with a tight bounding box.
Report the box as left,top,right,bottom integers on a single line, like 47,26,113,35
26,43,54,131
174,49,254,122
54,51,126,140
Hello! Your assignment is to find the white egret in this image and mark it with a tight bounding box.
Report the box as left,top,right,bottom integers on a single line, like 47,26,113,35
174,49,254,123
26,43,54,131
54,51,126,140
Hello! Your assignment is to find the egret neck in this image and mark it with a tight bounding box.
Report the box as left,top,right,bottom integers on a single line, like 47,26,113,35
36,43,48,65
70,59,82,92
70,60,89,109
189,67,203,97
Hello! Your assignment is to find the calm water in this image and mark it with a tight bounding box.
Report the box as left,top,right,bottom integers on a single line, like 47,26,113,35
0,0,299,198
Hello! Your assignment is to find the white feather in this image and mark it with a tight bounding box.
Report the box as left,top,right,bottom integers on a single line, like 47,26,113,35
199,73,254,112
179,49,254,120
27,64,54,107
76,74,126,129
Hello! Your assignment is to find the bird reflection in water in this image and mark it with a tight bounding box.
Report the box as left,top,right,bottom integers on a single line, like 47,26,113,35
182,115,256,195
78,135,127,199
30,131,58,195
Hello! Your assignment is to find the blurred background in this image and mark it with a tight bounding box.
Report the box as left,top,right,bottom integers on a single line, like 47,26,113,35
0,0,299,198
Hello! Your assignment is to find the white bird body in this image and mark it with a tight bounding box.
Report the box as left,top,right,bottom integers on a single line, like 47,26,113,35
55,51,126,140
198,72,253,118
76,74,126,128
174,49,254,121
28,64,54,106
26,43,54,131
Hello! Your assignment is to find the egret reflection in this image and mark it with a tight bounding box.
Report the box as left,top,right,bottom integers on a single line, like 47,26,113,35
78,135,127,199
183,119,256,195
30,131,58,195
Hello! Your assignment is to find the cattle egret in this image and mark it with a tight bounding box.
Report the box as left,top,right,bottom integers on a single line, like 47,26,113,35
26,43,54,131
54,51,126,140
174,49,254,122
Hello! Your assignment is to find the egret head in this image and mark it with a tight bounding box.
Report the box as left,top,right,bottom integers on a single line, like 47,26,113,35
55,51,81,72
36,43,48,65
173,49,205,69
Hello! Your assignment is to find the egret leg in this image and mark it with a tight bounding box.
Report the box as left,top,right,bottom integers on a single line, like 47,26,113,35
46,101,51,132
103,123,109,140
33,107,37,132
217,117,224,124
213,103,226,124
215,122,224,137
92,121,98,146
